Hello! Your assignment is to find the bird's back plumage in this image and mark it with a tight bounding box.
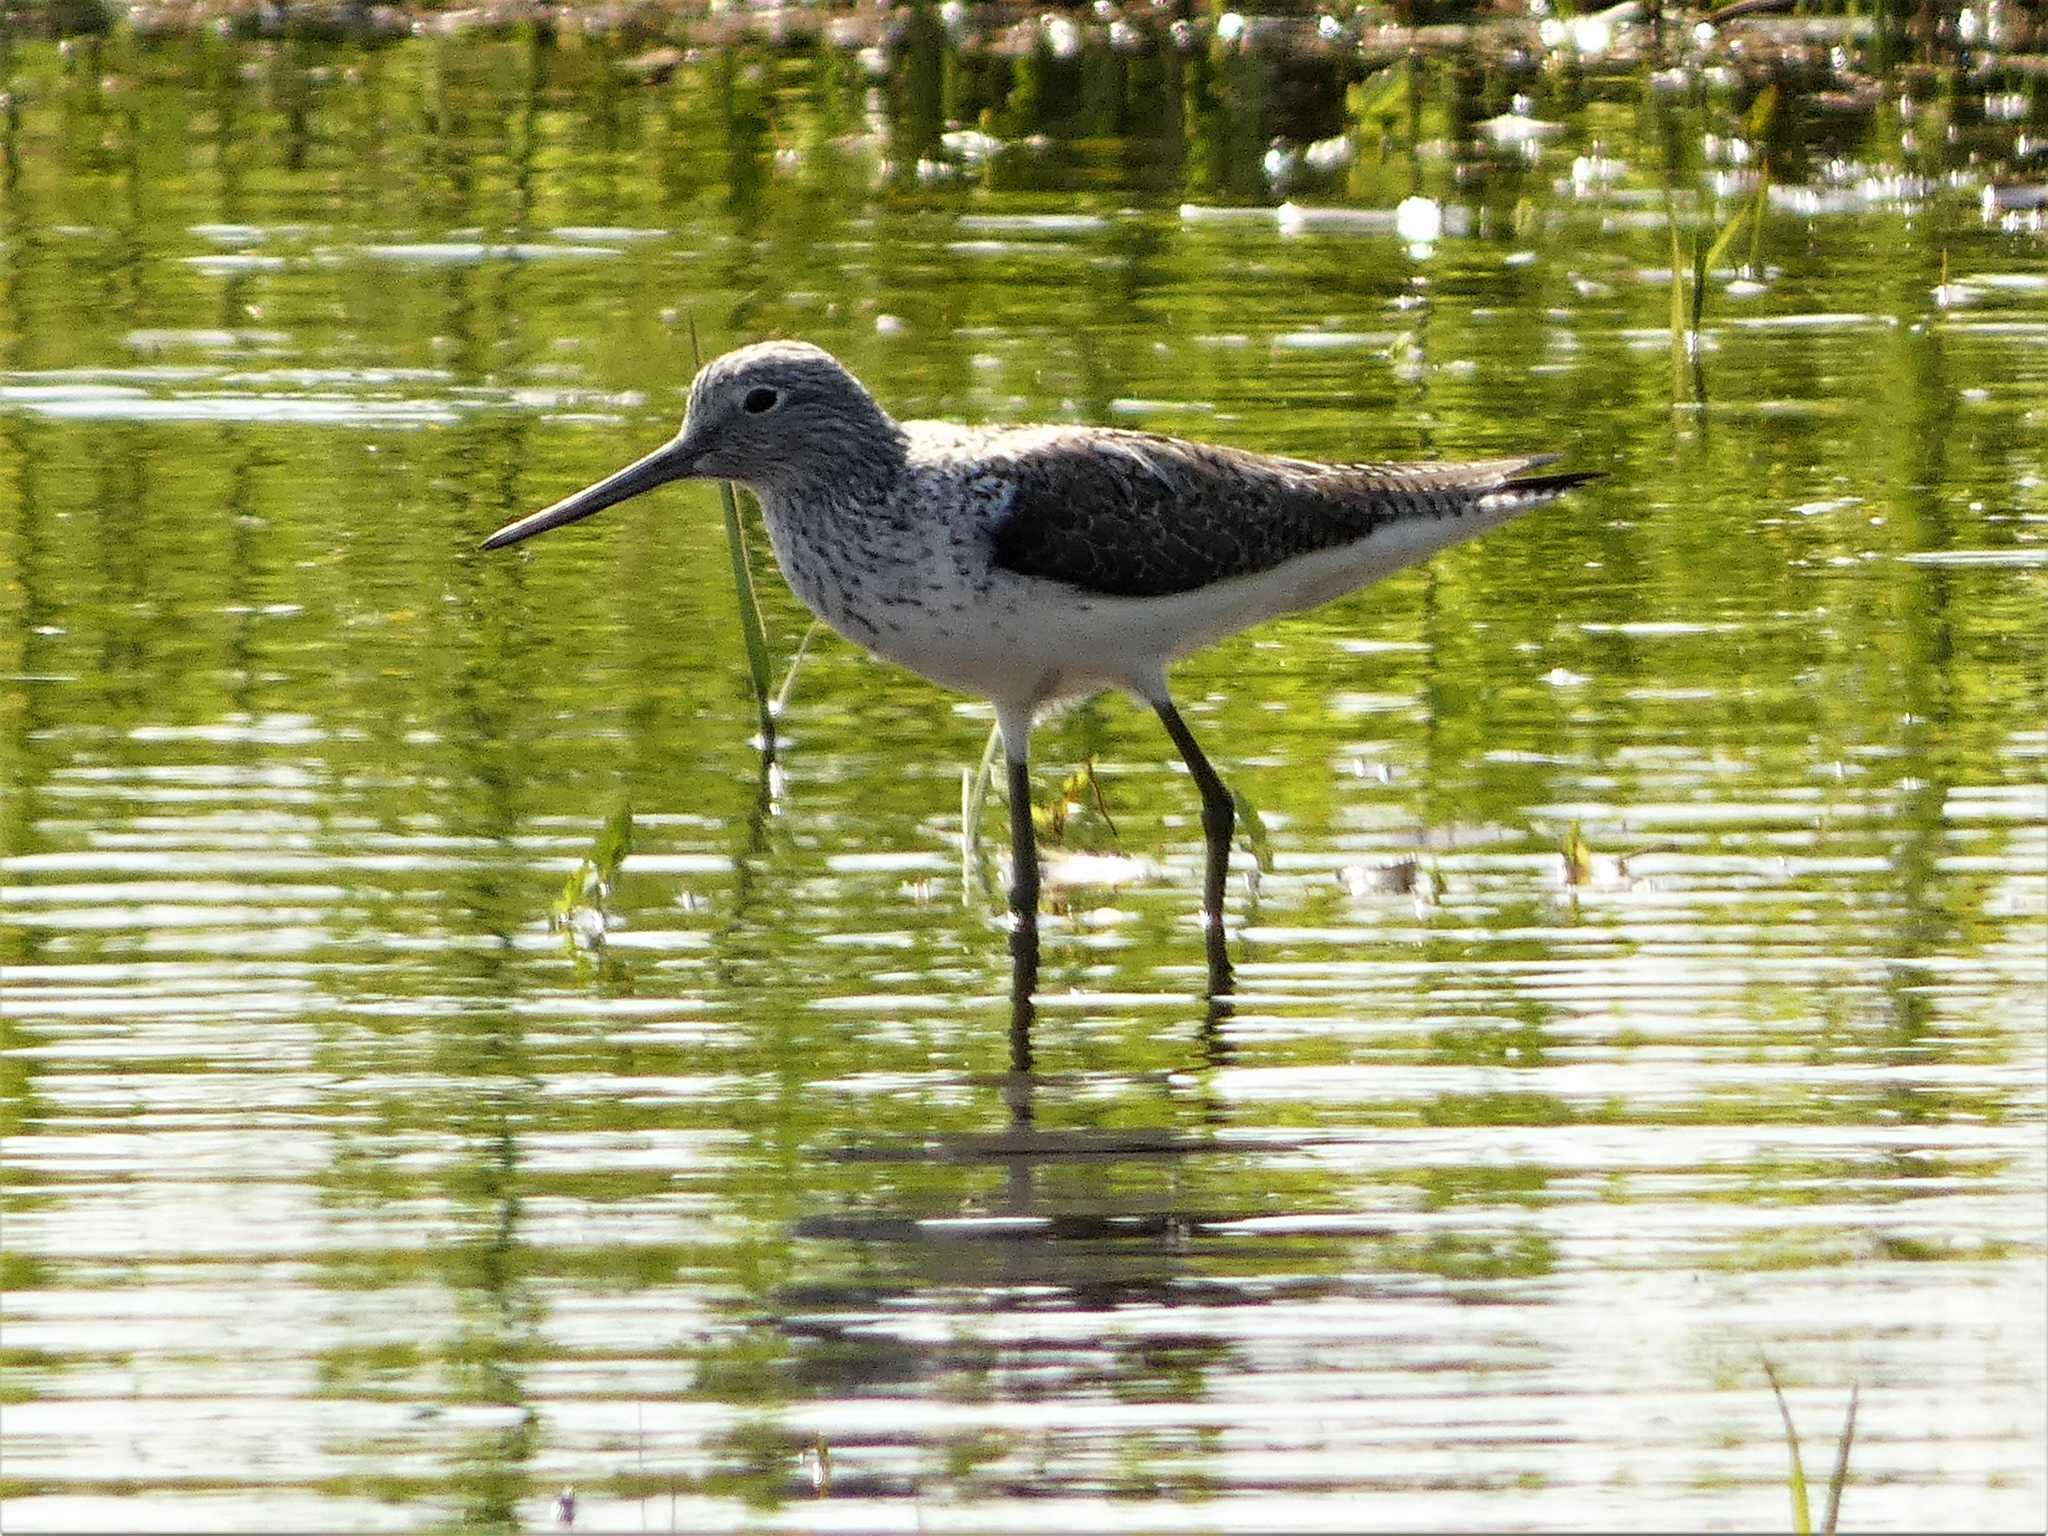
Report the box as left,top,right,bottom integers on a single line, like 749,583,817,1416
976,427,1594,599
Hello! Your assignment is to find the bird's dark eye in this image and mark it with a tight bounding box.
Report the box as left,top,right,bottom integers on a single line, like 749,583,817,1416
743,386,780,415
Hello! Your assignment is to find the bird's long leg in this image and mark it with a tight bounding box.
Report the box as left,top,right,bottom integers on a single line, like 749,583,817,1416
996,704,1040,1016
1007,751,1040,994
1153,696,1236,988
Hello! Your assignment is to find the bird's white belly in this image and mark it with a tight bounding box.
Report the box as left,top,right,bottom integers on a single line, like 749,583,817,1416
760,486,1520,711
827,571,1186,707
838,568,1114,702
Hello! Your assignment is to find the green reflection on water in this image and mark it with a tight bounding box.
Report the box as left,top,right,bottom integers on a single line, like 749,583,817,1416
0,18,2043,1534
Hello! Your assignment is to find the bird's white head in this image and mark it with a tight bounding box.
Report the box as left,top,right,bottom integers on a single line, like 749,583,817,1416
482,339,903,551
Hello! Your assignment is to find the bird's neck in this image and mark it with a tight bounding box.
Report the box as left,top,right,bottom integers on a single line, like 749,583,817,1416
756,412,910,506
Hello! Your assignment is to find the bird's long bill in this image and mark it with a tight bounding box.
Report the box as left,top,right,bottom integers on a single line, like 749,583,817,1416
481,437,695,551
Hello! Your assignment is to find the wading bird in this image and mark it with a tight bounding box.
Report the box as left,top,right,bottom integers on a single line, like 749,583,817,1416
485,341,1598,993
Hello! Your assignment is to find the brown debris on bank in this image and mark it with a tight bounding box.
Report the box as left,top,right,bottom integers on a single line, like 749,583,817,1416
8,0,1495,53
4,0,2040,85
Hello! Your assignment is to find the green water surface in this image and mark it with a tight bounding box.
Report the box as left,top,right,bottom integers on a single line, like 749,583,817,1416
1,20,2044,1534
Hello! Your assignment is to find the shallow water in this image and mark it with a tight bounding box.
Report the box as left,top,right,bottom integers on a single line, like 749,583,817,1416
2,21,2045,1534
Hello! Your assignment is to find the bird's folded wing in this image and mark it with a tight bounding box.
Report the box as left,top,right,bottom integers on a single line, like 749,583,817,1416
988,429,1572,599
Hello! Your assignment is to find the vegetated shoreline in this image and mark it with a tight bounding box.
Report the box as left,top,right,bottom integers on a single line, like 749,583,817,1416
5,0,2041,127
6,0,1996,60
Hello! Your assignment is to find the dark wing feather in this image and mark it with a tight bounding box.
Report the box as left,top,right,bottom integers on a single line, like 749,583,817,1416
990,430,1590,599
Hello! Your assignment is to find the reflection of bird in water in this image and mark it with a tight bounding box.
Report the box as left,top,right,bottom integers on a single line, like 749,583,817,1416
485,342,1598,993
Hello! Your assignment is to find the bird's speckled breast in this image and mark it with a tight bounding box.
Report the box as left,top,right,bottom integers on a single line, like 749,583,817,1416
751,447,1024,696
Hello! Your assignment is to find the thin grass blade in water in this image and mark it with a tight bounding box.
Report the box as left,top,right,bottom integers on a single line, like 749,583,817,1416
1700,211,1745,296
1231,784,1272,873
1742,86,1778,279
689,317,777,748
1763,1357,1813,1536
717,477,776,745
1746,81,1780,140
1035,760,1120,849
1820,1383,1859,1536
1747,162,1772,274
1699,199,1752,310
965,723,1002,848
961,721,1002,900
1689,224,1713,335
1665,195,1689,396
772,619,823,718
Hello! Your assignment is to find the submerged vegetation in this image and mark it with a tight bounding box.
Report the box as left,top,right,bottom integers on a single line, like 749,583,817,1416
1764,1358,1861,1536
